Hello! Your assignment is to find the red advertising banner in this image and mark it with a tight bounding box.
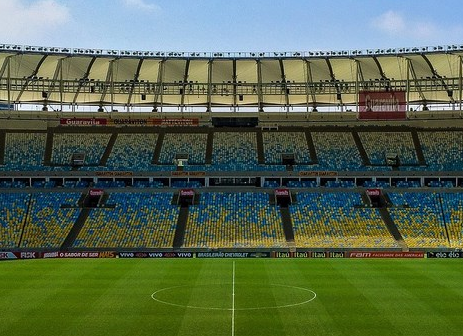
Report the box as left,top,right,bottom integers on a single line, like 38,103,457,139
349,251,424,258
366,188,381,196
89,189,104,196
180,189,195,197
60,118,107,126
358,91,407,120
61,117,198,127
275,188,290,196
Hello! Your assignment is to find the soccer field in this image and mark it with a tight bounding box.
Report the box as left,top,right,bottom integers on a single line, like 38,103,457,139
1,258,463,336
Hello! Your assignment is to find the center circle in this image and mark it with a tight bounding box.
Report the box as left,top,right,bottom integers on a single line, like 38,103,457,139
151,283,316,310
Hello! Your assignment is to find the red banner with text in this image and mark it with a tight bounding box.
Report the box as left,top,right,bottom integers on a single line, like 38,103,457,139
358,91,407,120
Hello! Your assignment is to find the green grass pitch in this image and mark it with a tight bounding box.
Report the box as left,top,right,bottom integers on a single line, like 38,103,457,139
1,258,463,336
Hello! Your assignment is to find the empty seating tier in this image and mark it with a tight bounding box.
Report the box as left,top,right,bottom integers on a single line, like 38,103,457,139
290,192,398,248
20,193,81,248
183,192,286,248
73,193,179,248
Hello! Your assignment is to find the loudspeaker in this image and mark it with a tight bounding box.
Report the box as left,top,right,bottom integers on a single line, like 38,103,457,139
141,94,146,100
42,91,48,99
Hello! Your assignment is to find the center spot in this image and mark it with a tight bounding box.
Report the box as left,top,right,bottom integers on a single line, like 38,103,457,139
151,283,316,310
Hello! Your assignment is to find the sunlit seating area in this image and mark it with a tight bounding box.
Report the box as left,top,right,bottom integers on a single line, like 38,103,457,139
183,192,286,248
73,193,179,248
290,192,399,248
20,193,81,248
440,192,463,249
388,192,449,248
0,193,30,248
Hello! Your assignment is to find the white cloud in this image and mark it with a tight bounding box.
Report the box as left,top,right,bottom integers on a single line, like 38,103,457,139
371,10,463,43
372,10,406,35
122,0,161,12
0,0,71,44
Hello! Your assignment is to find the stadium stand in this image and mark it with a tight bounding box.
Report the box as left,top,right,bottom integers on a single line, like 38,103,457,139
73,193,179,248
0,193,30,248
183,192,287,248
440,193,463,249
20,193,81,248
262,131,311,164
52,133,111,166
159,133,207,164
2,133,47,171
388,192,449,248
290,192,399,248
106,133,158,170
311,132,363,171
419,131,463,171
212,132,258,170
359,131,418,166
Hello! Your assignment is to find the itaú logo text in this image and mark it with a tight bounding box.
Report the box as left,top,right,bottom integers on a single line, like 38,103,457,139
365,94,400,111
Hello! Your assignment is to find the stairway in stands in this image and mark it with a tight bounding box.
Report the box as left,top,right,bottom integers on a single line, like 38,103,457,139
173,207,189,249
352,131,371,166
279,207,296,251
99,133,118,165
61,208,91,250
411,130,427,166
378,207,408,252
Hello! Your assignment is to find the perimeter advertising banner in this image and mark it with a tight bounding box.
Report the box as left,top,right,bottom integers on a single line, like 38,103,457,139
60,118,199,127
60,118,107,126
0,251,39,260
118,252,194,258
273,251,345,258
358,91,407,120
427,251,463,258
349,251,425,258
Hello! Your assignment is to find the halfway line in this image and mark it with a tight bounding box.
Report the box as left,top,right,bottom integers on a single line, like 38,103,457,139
231,260,235,336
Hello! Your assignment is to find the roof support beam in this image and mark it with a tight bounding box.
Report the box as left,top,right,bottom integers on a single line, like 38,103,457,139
152,59,165,112
355,60,361,116
0,56,10,80
15,55,48,102
180,59,190,115
0,56,12,109
421,54,451,98
372,56,389,82
232,59,237,111
99,60,114,111
127,58,144,106
325,58,343,107
304,60,317,111
406,58,427,105
279,59,290,113
45,57,64,106
256,59,264,112
72,57,97,105
206,59,212,113
459,56,462,116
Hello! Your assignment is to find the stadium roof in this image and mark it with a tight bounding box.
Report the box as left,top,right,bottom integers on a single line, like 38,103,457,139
1,43,463,110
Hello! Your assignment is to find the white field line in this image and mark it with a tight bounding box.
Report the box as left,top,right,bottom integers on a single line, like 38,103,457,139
232,260,236,336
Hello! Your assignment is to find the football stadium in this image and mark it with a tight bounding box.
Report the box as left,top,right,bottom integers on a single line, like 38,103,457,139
1,41,463,336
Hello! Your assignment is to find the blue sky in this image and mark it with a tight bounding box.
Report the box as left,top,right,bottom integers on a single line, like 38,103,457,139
1,0,463,52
